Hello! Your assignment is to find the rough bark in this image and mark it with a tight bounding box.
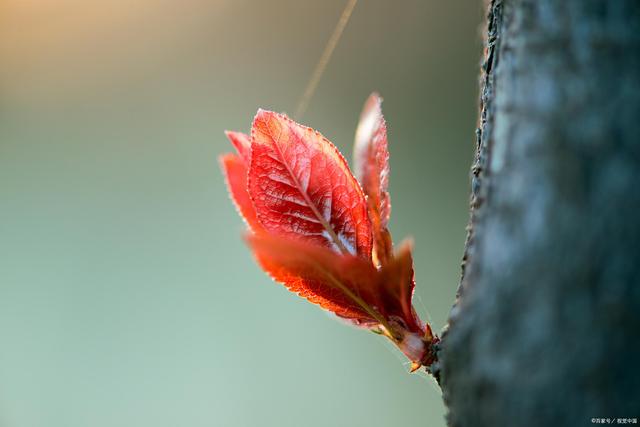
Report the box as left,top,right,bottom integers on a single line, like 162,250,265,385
438,1,640,426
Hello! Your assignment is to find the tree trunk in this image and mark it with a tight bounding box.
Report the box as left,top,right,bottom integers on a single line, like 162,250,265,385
437,1,640,426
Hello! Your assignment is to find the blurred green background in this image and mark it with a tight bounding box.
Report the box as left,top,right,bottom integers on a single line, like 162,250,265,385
0,1,480,426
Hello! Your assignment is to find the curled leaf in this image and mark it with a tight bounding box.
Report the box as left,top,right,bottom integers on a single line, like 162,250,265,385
378,239,423,334
353,93,392,266
219,132,262,232
225,130,252,164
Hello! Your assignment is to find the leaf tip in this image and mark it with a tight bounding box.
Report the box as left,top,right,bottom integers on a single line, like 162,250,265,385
218,152,235,168
368,91,383,104
396,237,414,253
254,107,273,122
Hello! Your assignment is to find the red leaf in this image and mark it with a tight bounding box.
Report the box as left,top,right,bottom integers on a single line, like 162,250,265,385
353,93,392,265
219,103,438,370
246,233,385,326
219,132,262,232
246,233,430,362
378,240,424,334
225,130,251,164
248,109,372,258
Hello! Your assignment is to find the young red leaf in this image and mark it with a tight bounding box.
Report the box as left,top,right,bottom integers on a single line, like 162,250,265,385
248,109,372,258
219,132,262,232
353,93,393,266
246,233,434,364
245,232,385,326
219,101,439,373
225,130,251,164
378,240,423,334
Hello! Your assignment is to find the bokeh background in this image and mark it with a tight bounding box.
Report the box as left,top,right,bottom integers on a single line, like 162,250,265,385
0,1,481,426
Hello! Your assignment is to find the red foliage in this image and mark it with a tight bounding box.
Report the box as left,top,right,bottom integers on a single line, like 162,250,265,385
219,132,262,232
219,95,437,369
354,93,393,266
249,109,372,258
246,232,381,324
